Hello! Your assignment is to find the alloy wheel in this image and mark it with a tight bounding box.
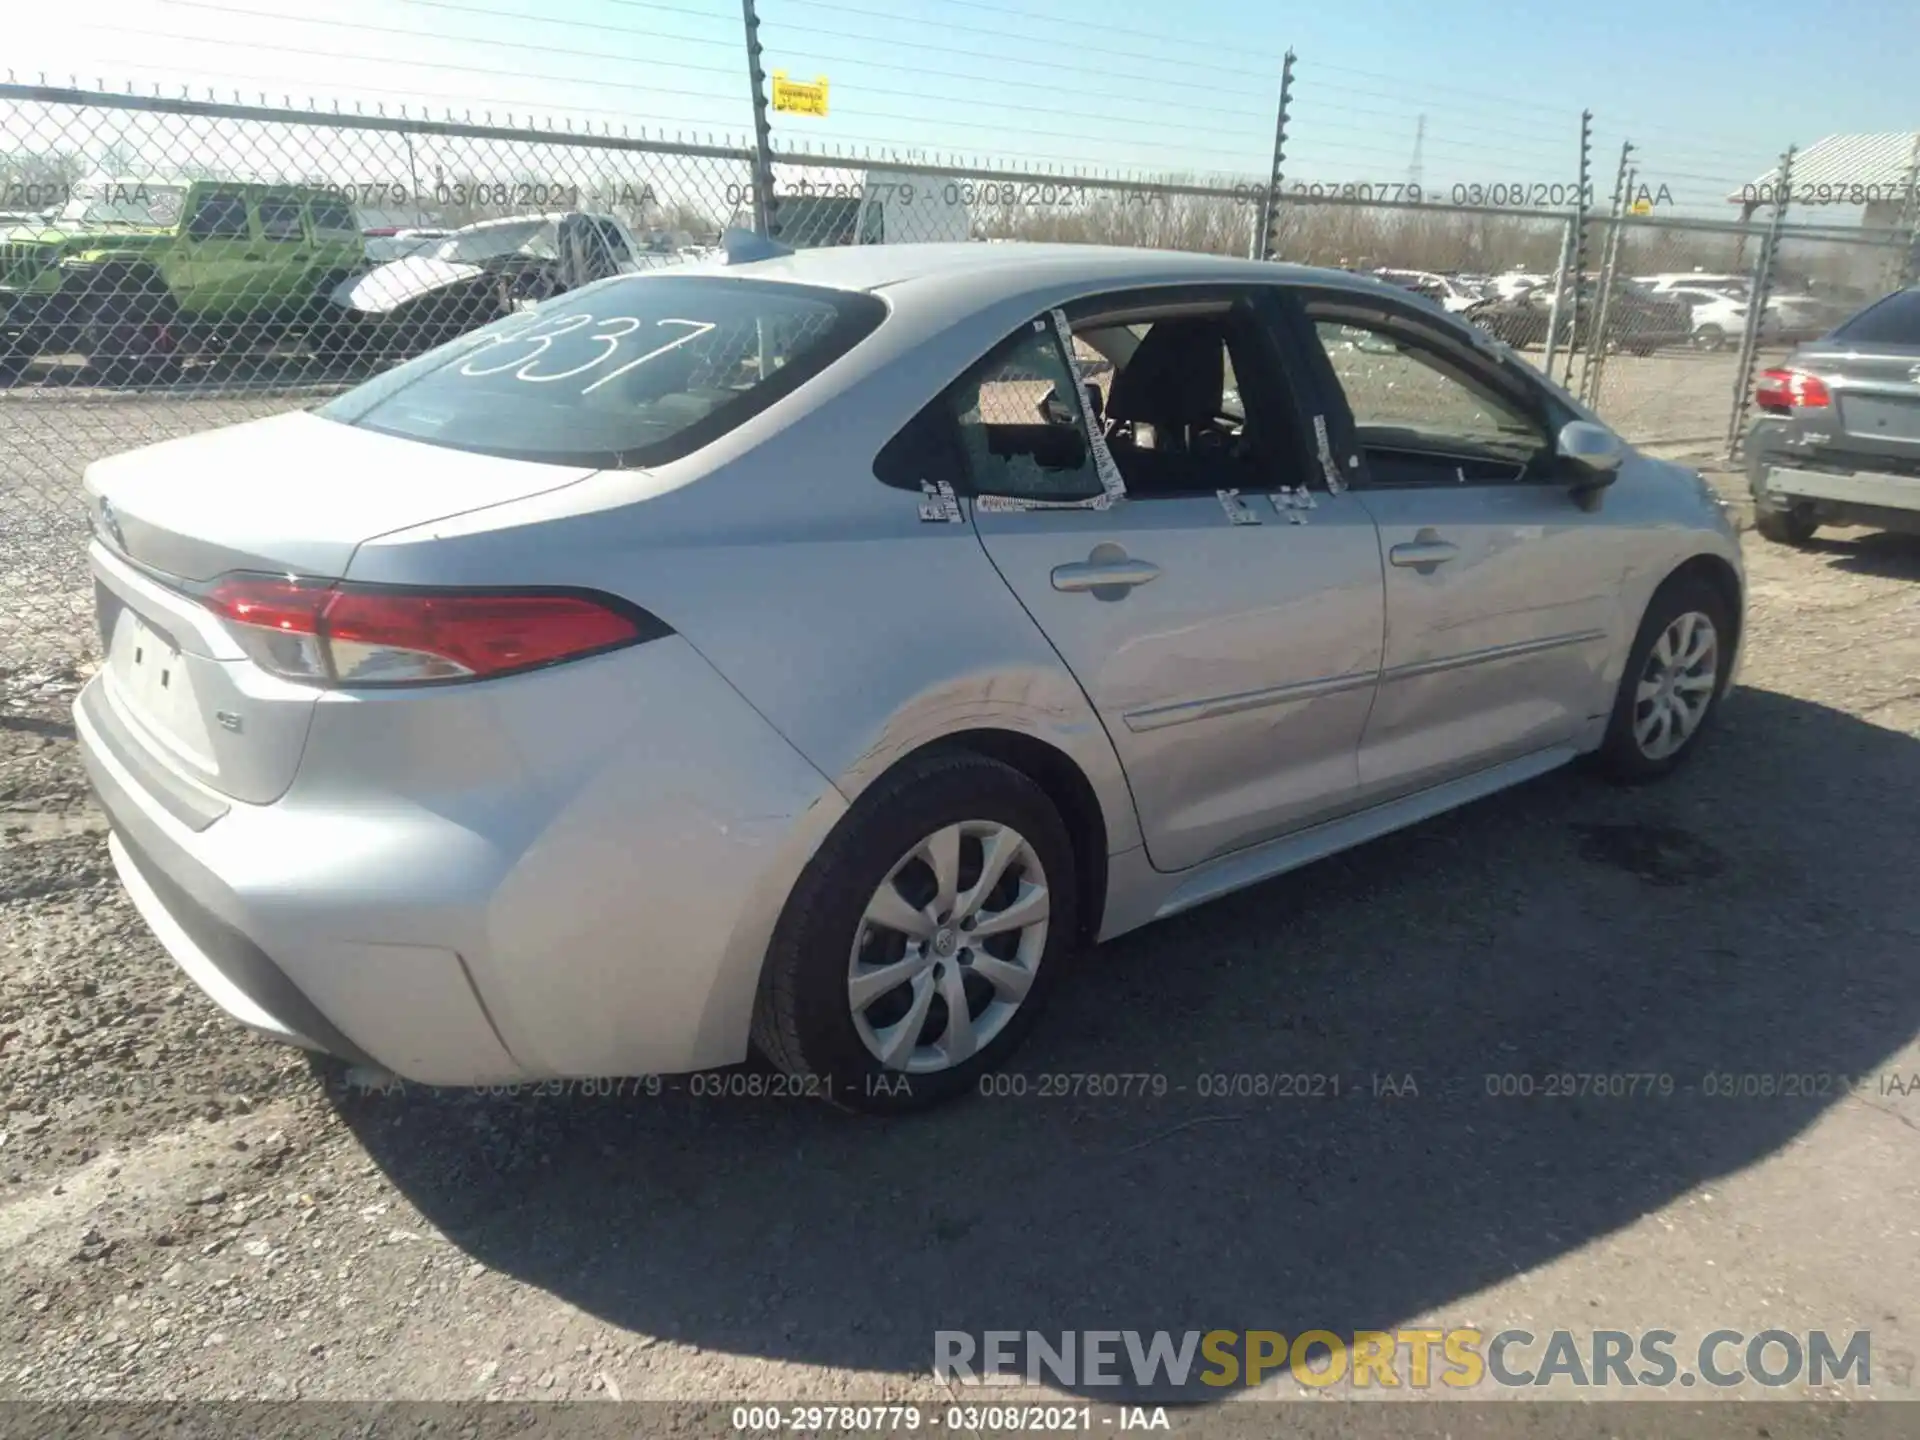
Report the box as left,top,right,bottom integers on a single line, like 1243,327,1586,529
848,820,1050,1075
1633,610,1719,761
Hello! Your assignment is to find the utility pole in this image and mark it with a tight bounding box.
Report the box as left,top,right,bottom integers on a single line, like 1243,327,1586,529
1407,114,1426,192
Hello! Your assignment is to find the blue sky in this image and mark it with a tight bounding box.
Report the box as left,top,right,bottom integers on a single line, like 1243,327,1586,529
11,0,1920,216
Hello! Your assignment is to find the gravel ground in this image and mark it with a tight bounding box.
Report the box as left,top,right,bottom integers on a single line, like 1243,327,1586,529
3,469,1918,1410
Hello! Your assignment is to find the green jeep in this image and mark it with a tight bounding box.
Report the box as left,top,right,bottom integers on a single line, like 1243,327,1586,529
0,178,367,380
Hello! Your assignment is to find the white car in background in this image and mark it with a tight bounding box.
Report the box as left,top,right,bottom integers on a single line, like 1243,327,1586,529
1489,271,1551,301
1638,273,1749,300
1372,269,1485,313
364,228,452,264
1664,286,1762,351
1765,292,1845,343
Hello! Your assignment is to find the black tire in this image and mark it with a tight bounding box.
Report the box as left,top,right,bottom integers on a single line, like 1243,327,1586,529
1754,504,1818,546
77,281,175,384
1693,324,1726,353
1596,574,1732,783
751,750,1079,1115
312,310,376,364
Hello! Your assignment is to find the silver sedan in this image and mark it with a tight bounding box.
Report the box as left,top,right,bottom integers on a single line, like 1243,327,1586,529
76,237,1745,1112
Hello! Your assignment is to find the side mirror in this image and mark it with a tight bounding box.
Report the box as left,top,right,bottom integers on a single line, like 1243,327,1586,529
1557,419,1624,479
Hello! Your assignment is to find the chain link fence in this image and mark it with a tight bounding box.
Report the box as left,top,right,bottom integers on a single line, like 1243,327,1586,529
0,84,761,676
4,78,1920,679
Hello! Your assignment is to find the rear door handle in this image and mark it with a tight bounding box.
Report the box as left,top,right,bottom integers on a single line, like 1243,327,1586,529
1389,540,1460,570
1051,558,1161,593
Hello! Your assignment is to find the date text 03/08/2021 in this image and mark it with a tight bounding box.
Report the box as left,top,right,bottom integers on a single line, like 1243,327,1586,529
336,1067,1918,1103
1224,180,1678,209
730,1404,1166,1433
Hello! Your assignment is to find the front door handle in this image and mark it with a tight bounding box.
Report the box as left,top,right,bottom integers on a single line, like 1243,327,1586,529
1052,557,1161,593
1389,536,1460,571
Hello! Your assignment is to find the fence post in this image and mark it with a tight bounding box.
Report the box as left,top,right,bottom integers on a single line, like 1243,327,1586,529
1726,145,1796,459
402,132,425,227
1582,143,1636,407
1557,109,1594,389
1891,133,1920,291
1542,217,1575,381
1257,50,1295,262
740,0,776,237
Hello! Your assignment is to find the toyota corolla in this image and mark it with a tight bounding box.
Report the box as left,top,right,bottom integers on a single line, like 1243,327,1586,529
75,236,1745,1112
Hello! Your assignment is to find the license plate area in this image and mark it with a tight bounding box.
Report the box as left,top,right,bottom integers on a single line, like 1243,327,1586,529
108,609,216,771
1838,393,1920,444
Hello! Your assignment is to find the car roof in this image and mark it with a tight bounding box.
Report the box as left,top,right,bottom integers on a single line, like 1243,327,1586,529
693,240,1395,305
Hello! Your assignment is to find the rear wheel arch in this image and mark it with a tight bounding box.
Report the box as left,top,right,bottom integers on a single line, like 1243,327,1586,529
895,729,1111,946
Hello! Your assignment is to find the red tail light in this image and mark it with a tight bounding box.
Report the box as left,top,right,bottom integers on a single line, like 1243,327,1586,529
200,575,665,686
1755,367,1831,412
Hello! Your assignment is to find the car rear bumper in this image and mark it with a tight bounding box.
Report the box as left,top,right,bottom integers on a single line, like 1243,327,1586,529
1756,462,1920,517
74,637,850,1085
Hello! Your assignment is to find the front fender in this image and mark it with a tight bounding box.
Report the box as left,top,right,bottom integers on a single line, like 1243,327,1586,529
1578,456,1746,741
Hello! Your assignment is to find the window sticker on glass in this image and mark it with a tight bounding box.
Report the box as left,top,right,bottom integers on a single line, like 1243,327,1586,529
1047,307,1126,506
919,479,963,524
1216,488,1261,525
1270,486,1316,523
1312,414,1346,492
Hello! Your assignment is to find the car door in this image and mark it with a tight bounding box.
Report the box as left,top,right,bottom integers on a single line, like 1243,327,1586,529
915,287,1385,874
1283,288,1627,804
250,192,315,314
180,189,262,318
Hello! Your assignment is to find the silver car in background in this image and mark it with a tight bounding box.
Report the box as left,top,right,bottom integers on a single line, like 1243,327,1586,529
76,238,1745,1112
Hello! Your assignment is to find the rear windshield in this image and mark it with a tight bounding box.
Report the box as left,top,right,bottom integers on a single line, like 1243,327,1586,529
1830,289,1920,347
318,275,886,467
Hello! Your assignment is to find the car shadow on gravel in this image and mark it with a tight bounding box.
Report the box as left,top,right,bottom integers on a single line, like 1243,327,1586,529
330,685,1920,1402
1803,530,1920,580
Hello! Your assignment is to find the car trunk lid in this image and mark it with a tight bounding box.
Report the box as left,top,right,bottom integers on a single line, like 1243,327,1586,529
1795,344,1920,459
84,410,598,581
84,411,599,803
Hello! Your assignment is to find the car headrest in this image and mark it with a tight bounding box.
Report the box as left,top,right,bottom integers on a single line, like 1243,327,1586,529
1105,318,1225,428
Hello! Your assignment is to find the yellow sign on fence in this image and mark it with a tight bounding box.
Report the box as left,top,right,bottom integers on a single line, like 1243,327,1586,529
771,72,830,117
1628,198,1653,216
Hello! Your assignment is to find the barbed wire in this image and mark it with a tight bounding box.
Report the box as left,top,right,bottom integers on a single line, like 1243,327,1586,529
773,0,1281,79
